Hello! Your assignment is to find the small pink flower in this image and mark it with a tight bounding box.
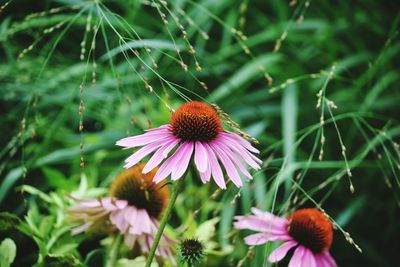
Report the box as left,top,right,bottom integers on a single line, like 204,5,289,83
234,208,337,267
69,164,176,264
116,101,261,189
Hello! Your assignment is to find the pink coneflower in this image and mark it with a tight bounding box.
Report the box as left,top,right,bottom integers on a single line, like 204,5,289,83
234,208,337,267
116,101,261,189
69,164,176,264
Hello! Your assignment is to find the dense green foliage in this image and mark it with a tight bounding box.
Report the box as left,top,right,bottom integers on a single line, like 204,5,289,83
1,0,399,266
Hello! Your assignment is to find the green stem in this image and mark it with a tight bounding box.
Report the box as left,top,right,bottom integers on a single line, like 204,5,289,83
145,179,183,267
105,234,122,267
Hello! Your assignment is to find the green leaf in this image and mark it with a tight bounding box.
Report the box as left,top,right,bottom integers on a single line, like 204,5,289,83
116,257,159,267
0,167,24,204
42,167,75,191
20,185,52,203
0,238,17,267
0,212,21,232
43,254,82,267
196,217,219,243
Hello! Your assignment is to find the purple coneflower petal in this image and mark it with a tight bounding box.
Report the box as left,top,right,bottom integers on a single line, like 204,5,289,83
101,197,127,211
203,143,226,189
251,207,289,227
123,139,170,169
268,240,298,262
211,142,243,187
215,139,253,179
234,215,288,234
71,221,93,235
171,142,194,180
220,132,260,153
199,162,211,183
142,138,179,174
110,210,129,233
302,248,317,267
244,233,270,245
124,233,137,248
137,209,151,234
115,199,128,209
124,206,137,222
221,138,261,170
153,143,188,183
316,251,337,267
288,246,305,267
76,199,102,208
145,124,169,131
116,125,170,148
194,141,208,173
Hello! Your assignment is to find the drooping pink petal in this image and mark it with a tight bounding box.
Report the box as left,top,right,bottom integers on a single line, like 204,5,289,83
268,241,298,262
142,138,179,174
71,221,93,235
137,209,151,234
222,139,262,169
171,142,194,180
153,143,187,183
215,139,253,179
288,246,305,267
218,133,262,167
145,124,169,132
210,142,243,187
203,143,226,189
116,125,170,148
314,256,324,267
220,132,260,153
199,162,211,183
316,251,337,267
244,233,270,245
123,206,137,224
110,210,129,233
123,138,172,169
115,199,129,209
302,248,317,267
251,207,289,228
68,205,104,214
194,141,208,173
76,199,102,208
234,215,288,234
124,233,137,248
101,197,127,211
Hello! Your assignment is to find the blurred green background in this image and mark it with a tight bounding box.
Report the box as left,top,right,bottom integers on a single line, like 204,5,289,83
0,0,399,266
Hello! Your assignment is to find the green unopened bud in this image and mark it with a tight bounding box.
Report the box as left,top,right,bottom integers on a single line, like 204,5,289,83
179,238,205,266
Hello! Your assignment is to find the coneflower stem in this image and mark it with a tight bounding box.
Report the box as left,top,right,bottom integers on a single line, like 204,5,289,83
105,234,122,267
145,178,184,267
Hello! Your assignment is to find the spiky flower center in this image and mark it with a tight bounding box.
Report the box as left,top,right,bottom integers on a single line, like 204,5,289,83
170,101,223,142
109,164,169,218
179,238,205,265
288,208,333,253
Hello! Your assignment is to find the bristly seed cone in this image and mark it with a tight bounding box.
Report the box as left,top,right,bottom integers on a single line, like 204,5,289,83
170,101,223,142
109,163,169,218
288,208,333,253
179,238,205,265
